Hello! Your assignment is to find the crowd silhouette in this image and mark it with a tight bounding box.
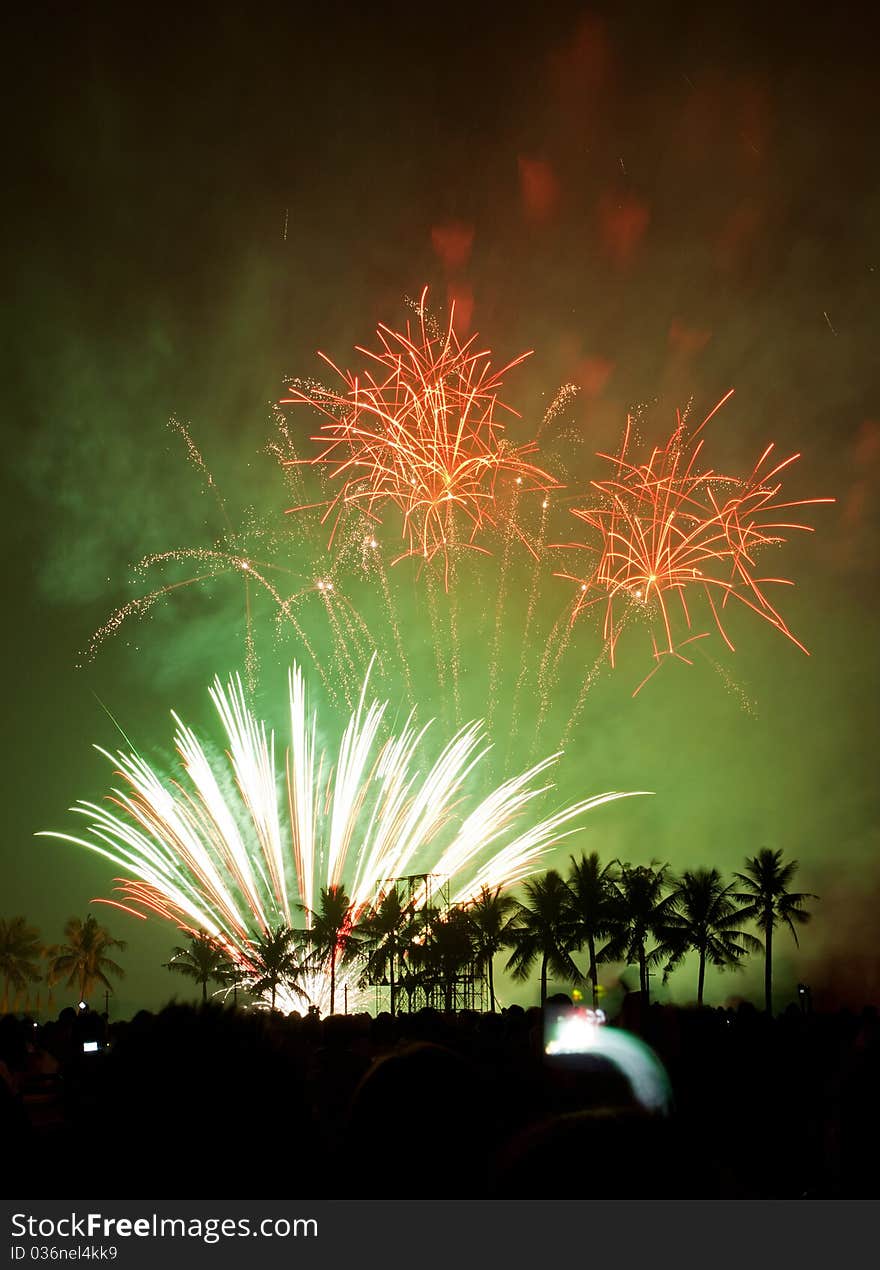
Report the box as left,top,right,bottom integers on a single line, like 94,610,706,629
3,991,878,1200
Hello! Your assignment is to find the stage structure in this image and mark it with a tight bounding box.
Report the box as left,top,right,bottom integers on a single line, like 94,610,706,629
366,874,486,1015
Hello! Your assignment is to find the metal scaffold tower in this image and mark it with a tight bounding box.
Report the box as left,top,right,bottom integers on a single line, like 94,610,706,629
365,873,485,1015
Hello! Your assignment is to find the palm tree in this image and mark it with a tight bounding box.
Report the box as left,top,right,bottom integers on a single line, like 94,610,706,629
301,884,357,1015
47,914,126,1005
0,916,44,1013
248,925,305,1011
220,959,250,1007
602,862,673,1004
422,906,474,1011
566,852,618,1008
164,931,232,1003
660,869,763,1006
733,848,816,1014
467,885,519,1012
506,870,580,1008
355,887,414,1017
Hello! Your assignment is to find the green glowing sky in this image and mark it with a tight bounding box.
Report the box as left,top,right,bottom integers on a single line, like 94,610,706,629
3,4,878,1016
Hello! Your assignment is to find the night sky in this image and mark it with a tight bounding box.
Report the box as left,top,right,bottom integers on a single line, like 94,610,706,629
3,2,878,1017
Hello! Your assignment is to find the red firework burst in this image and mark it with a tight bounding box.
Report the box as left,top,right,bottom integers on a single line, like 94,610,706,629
556,391,834,692
280,289,557,583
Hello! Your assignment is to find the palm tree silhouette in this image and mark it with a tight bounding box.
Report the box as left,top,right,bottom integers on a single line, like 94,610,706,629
467,885,518,1012
566,852,619,1008
602,863,673,1005
47,914,126,1005
733,848,816,1014
660,869,763,1006
356,887,414,1017
301,884,357,1015
248,925,305,1011
506,871,580,1008
0,916,44,1012
422,906,474,1011
164,931,233,1003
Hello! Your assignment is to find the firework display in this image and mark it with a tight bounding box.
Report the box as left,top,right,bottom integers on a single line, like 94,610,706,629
555,392,833,695
76,290,837,809
281,288,558,584
31,283,837,1019
14,11,876,1215
40,662,645,1010
77,294,835,780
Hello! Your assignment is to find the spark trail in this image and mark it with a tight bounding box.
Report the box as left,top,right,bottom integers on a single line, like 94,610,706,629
281,287,557,578
40,664,648,1012
509,495,551,753
556,392,833,707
